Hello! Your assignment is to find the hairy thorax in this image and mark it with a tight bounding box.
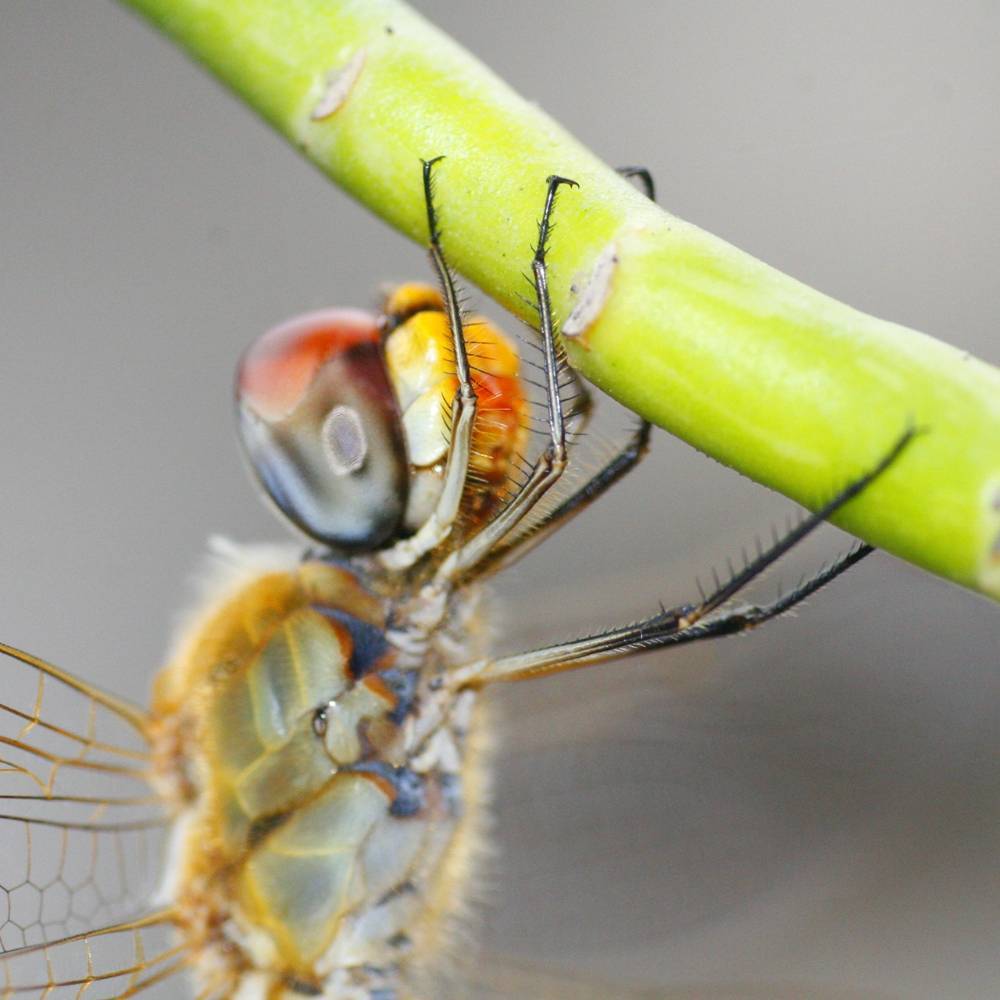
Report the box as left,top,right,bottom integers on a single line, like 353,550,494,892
148,549,491,1000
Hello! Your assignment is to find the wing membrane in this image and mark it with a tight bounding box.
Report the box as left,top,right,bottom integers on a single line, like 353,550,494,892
0,911,184,999
0,644,166,956
437,956,899,999
431,956,665,999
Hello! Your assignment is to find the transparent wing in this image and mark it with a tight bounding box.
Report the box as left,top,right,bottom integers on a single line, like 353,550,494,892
0,912,184,999
434,954,901,1000
431,955,664,999
0,643,168,967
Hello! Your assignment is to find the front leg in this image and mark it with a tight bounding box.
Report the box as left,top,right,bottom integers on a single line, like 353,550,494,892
378,157,478,573
432,175,581,586
472,165,661,577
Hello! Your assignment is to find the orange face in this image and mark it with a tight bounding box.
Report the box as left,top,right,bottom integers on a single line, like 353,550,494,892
384,283,528,528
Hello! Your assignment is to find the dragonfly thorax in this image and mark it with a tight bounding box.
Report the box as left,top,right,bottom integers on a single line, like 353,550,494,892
149,549,489,998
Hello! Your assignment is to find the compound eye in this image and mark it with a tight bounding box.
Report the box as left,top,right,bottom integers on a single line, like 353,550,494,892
236,308,408,550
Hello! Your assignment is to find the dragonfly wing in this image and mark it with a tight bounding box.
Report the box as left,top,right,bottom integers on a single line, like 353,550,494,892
430,956,664,999
0,912,184,998
433,956,900,1000
0,643,167,958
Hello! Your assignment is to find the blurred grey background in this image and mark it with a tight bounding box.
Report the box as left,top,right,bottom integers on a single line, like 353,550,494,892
1,2,997,997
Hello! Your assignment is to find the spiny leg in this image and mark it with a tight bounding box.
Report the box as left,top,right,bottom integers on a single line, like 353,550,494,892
476,418,652,578
532,166,656,428
663,541,873,647
433,175,581,585
474,166,661,577
463,543,874,686
452,426,916,686
617,165,656,200
530,162,659,433
379,157,479,572
673,426,914,633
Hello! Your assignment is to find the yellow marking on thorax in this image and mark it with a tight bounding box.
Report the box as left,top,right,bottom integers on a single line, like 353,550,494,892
152,562,383,717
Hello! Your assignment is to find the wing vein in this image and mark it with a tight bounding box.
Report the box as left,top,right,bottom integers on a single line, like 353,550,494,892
0,644,150,738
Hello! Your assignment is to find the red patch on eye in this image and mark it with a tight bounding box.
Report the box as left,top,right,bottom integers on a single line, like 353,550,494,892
238,308,381,421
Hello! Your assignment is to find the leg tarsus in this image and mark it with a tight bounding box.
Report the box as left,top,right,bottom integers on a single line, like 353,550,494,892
676,424,917,630
421,155,447,241
616,165,656,201
421,155,472,390
378,157,477,572
668,543,874,647
446,163,659,580
433,174,581,585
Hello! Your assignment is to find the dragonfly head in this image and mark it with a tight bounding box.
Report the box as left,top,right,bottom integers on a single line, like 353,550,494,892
236,307,409,550
236,285,526,554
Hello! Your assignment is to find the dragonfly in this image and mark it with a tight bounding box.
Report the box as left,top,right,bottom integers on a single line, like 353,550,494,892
0,159,914,999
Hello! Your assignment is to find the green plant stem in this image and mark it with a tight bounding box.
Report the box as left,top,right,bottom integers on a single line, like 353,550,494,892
120,0,1000,601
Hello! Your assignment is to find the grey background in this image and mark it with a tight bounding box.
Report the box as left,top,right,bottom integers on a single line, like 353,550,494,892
1,2,998,998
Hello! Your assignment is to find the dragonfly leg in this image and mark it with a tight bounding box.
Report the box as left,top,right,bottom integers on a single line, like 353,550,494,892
616,164,656,200
384,166,657,579
475,418,652,578
432,175,581,585
451,426,916,686
472,167,660,577
378,157,479,572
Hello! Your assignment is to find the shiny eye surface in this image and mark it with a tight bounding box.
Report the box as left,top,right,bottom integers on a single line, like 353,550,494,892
236,308,408,550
